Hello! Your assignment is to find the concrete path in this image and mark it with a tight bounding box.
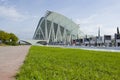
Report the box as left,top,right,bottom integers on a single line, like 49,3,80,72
49,45,120,52
64,46,120,52
0,46,30,80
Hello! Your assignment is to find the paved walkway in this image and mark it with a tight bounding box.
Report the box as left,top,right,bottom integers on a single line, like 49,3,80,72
0,46,30,80
49,45,120,52
64,46,120,52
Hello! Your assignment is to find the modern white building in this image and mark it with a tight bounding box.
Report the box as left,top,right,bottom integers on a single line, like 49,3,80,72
33,11,79,45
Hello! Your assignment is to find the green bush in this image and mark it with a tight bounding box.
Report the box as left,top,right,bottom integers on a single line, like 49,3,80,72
0,30,18,45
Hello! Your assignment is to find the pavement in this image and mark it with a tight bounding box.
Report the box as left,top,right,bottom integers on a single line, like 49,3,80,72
0,46,30,80
48,45,120,52
64,46,120,52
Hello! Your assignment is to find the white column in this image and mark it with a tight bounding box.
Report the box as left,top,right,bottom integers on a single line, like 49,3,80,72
45,18,48,40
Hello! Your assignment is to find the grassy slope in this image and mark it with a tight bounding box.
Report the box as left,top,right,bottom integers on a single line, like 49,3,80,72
16,46,120,80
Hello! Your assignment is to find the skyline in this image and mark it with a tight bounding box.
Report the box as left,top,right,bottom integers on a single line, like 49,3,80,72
0,0,120,39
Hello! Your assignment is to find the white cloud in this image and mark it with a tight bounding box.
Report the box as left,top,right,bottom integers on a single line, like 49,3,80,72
0,6,26,21
75,14,97,24
74,3,120,37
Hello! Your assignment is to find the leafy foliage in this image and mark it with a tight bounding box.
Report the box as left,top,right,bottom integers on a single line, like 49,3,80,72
16,46,120,80
0,30,18,45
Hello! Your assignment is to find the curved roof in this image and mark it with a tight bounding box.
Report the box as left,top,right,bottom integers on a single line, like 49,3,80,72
45,11,79,35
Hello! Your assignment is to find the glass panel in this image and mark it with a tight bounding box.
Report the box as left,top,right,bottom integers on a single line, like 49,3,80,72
39,30,44,40
35,29,44,40
54,23,58,37
49,31,54,43
60,26,64,36
66,29,71,35
41,20,45,37
47,20,51,36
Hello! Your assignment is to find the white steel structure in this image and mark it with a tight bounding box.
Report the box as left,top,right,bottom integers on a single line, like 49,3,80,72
33,11,79,44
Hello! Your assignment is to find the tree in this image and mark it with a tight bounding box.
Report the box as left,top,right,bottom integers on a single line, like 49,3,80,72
0,30,18,45
0,31,9,43
9,33,18,44
7,33,18,45
4,32,11,43
0,31,4,41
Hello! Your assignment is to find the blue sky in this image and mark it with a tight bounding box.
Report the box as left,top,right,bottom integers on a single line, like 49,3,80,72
0,0,120,39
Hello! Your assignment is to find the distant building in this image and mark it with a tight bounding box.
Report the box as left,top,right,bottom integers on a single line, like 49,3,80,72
72,27,120,47
89,37,96,46
115,34,120,47
84,37,90,46
104,35,112,47
96,36,103,46
115,27,120,47
95,27,103,46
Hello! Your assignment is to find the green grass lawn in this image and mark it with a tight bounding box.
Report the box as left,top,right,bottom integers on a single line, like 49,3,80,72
16,46,120,80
